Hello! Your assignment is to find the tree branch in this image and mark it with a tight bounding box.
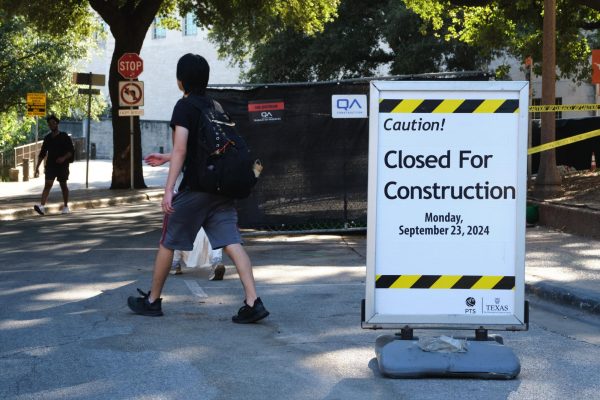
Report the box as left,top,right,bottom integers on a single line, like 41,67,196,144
446,0,600,12
582,21,600,29
88,0,120,26
0,49,47,71
576,0,600,12
133,0,164,32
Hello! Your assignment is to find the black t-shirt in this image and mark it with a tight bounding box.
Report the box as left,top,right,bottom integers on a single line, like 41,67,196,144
170,95,213,190
39,131,74,168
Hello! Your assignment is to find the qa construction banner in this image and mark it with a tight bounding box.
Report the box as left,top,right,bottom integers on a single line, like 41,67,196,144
363,81,528,330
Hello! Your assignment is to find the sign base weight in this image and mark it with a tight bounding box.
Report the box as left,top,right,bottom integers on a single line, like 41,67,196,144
375,334,520,379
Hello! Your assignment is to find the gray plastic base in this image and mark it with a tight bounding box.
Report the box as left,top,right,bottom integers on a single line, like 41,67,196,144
375,335,520,379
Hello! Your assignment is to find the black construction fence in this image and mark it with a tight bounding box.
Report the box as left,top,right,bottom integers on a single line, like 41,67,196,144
531,116,600,173
206,73,491,231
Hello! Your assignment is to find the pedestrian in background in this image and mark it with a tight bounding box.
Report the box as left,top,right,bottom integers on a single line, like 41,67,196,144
170,227,226,281
127,53,268,324
33,115,74,215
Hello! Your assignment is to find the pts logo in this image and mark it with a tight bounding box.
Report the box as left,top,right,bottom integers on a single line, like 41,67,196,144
465,297,476,314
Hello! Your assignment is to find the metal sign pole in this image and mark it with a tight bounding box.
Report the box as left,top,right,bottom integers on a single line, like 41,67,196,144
596,83,600,117
33,115,39,166
130,79,134,189
85,72,92,189
528,63,534,189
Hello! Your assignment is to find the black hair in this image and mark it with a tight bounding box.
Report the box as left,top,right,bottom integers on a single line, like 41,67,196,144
176,53,210,95
46,115,60,123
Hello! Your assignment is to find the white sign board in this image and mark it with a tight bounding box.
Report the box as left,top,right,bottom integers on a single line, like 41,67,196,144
118,109,144,117
332,94,368,118
363,81,528,330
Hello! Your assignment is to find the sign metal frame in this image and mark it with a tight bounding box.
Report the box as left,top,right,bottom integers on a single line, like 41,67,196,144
363,81,529,331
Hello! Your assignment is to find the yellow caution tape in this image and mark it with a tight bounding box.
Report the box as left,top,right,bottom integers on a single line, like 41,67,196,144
529,104,600,112
528,129,600,155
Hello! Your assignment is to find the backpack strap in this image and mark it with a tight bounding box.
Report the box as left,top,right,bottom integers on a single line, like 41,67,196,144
184,96,237,155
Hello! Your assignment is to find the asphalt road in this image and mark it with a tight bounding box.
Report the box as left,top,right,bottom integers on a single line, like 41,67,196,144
0,202,599,400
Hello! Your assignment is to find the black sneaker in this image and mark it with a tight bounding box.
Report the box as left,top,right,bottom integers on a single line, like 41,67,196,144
127,288,163,317
232,297,269,324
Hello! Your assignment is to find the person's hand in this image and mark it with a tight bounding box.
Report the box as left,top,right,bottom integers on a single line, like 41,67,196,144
161,189,174,214
144,153,169,167
34,168,39,178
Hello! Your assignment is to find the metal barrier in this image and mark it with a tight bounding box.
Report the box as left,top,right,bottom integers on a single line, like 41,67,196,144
14,141,43,166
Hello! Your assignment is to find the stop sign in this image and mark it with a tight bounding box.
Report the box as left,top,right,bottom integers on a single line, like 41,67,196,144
118,53,143,79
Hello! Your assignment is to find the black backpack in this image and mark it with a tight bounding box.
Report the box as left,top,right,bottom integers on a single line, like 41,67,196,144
185,96,259,199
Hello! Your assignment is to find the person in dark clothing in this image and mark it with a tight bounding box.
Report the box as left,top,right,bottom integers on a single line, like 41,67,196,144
33,115,74,215
127,53,269,323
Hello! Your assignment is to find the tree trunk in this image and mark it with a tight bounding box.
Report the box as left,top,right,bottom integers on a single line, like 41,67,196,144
532,0,563,198
88,0,164,189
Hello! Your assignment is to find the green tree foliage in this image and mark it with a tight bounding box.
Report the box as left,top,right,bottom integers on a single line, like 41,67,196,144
403,0,600,80
2,0,340,188
0,10,105,151
243,0,491,83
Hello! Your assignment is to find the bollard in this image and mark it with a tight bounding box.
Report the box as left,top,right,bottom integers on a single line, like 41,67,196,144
22,158,29,181
9,168,20,182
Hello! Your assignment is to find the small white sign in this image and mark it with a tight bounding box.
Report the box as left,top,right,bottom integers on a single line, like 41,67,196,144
118,109,144,117
332,94,367,118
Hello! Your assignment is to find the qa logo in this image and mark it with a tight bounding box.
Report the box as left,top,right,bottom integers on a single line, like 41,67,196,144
332,95,367,119
336,98,362,111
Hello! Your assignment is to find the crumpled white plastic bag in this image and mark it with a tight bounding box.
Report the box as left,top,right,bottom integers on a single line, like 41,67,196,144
417,335,468,353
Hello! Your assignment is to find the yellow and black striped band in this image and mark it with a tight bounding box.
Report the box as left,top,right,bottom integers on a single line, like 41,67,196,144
375,274,515,290
379,99,520,114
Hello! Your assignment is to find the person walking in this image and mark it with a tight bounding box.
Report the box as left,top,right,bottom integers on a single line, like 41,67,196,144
170,227,226,281
127,53,268,324
33,115,74,215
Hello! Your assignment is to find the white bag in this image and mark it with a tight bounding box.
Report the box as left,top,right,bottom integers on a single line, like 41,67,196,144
182,228,222,268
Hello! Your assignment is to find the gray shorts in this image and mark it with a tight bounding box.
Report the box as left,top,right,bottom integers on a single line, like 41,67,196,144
160,190,242,251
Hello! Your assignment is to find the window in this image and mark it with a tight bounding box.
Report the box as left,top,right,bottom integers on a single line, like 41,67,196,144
532,97,562,120
183,13,197,36
152,18,166,39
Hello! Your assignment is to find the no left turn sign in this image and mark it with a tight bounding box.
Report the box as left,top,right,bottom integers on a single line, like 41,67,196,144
119,81,144,107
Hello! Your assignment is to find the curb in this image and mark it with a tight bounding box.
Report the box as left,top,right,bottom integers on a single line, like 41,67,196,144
0,190,163,221
529,200,600,240
526,282,600,315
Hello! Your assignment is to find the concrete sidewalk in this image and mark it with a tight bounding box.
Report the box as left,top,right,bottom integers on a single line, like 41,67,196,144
1,159,599,315
0,160,166,220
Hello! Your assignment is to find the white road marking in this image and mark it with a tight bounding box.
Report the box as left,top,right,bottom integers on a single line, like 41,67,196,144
184,280,208,298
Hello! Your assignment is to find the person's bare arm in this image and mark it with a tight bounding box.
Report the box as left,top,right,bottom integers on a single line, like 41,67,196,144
145,153,171,166
161,127,188,214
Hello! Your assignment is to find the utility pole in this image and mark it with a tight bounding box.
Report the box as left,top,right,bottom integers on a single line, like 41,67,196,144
532,0,563,198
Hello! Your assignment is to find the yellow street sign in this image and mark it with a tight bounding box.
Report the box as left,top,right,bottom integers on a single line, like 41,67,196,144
26,92,46,117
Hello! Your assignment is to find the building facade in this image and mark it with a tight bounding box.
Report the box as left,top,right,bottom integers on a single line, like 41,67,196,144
82,15,242,122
